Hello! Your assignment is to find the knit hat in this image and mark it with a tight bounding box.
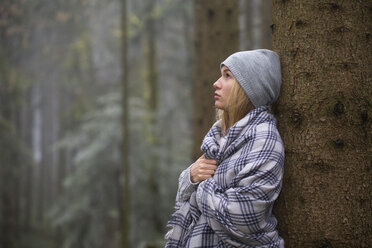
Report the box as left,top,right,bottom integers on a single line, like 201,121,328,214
220,49,282,107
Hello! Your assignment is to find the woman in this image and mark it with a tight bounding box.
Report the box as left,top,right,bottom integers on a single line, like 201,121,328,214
165,49,285,247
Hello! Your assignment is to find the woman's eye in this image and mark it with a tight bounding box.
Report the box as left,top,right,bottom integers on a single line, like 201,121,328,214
226,73,230,78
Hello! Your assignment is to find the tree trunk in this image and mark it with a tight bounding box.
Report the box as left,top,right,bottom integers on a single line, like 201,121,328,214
38,91,46,224
20,91,33,231
0,124,17,248
121,0,130,247
244,0,256,49
0,44,18,248
144,0,158,114
143,0,163,239
272,1,372,247
260,0,272,49
192,0,239,160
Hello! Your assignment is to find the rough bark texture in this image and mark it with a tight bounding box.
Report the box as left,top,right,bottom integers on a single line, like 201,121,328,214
272,1,372,247
193,0,239,160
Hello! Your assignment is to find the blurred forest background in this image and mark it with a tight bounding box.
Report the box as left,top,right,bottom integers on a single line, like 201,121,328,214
0,0,273,247
2,0,371,247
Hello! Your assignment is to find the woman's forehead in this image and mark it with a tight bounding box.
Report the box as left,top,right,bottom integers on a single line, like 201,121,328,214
221,65,230,72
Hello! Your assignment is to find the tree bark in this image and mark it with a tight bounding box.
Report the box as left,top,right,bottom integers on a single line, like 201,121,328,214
192,0,239,160
272,1,372,247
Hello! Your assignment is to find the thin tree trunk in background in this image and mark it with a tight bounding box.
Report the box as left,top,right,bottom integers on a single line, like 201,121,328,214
241,0,271,50
0,125,17,248
192,0,239,160
182,4,193,70
260,0,272,49
50,80,59,209
43,81,50,212
14,149,20,240
32,84,42,227
38,92,46,223
272,1,372,247
243,0,254,49
0,122,17,248
13,110,21,241
143,0,163,240
20,91,33,230
24,142,33,231
43,77,59,211
121,0,130,246
144,0,158,113
0,26,18,248
55,148,66,247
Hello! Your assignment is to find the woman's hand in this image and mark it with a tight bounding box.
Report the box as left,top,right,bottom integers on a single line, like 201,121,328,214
190,154,217,183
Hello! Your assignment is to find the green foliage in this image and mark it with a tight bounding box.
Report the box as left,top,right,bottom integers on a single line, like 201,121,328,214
0,119,33,248
0,46,32,114
51,92,122,248
19,231,57,248
62,32,93,80
0,118,32,175
0,0,194,247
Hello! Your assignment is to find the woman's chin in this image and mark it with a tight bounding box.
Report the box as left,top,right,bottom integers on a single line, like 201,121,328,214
214,104,225,110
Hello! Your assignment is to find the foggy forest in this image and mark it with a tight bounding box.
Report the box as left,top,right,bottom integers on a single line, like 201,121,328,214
0,0,371,248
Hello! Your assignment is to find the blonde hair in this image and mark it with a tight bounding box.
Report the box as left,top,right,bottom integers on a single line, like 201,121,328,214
217,80,254,135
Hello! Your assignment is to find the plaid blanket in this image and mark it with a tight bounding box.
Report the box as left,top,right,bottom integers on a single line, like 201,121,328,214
165,106,285,247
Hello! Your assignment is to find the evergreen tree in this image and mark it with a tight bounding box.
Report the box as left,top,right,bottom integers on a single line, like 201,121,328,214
272,1,372,246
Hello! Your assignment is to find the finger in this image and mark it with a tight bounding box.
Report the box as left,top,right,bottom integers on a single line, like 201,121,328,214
200,169,216,175
197,159,217,165
194,154,205,164
200,164,218,170
204,159,217,165
195,155,208,165
199,174,212,181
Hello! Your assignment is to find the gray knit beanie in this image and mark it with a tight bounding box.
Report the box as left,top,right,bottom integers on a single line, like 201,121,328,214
220,49,282,107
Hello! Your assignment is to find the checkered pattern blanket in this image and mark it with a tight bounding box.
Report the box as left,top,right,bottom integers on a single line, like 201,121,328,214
165,106,285,247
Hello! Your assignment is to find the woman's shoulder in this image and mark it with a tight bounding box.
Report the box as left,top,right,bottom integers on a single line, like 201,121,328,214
246,109,279,134
244,118,284,153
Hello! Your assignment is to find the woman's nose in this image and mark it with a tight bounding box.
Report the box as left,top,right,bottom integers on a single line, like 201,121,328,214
213,78,221,89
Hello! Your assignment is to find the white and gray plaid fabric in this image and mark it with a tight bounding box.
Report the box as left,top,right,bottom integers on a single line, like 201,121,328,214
165,106,285,248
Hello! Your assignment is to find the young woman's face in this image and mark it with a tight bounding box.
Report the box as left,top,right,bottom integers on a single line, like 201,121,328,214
213,65,235,110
